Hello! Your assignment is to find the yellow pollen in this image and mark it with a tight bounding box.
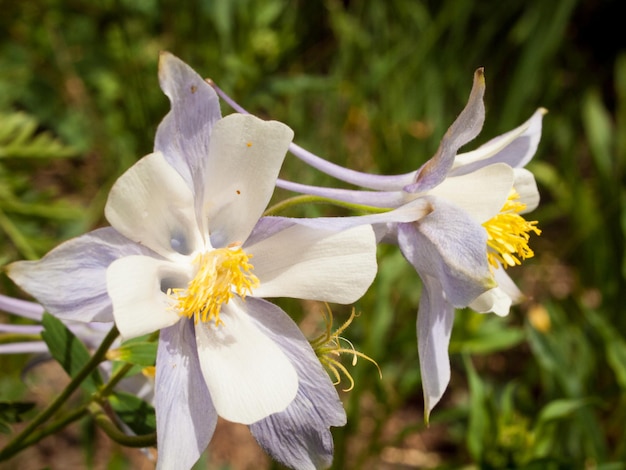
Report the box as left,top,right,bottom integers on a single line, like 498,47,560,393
483,189,541,269
169,246,259,325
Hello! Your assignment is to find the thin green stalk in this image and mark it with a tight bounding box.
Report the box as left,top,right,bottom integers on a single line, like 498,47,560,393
0,326,120,461
88,402,156,448
263,194,390,217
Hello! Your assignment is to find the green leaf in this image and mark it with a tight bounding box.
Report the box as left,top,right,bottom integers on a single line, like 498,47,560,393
41,313,103,394
0,112,78,159
536,398,594,424
463,354,490,460
0,401,36,434
110,341,157,367
108,391,156,436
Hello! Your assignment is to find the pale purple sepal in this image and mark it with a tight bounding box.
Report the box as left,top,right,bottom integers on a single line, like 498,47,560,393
0,294,44,320
6,227,157,323
155,52,222,199
405,69,486,194
247,298,345,470
450,108,545,177
155,320,217,470
396,198,493,307
414,275,455,419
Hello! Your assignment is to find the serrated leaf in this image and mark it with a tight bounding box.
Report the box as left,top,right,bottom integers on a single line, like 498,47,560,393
0,112,78,159
108,391,156,436
41,313,103,394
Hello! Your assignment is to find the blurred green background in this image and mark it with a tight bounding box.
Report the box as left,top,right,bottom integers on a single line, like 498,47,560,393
1,0,625,468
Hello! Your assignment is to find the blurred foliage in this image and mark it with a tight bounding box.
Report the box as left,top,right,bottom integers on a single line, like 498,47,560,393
1,0,626,468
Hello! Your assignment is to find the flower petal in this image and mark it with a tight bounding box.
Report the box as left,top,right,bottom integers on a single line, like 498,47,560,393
107,255,185,340
416,275,455,421
105,152,202,259
514,168,540,213
427,163,514,223
6,228,154,323
247,224,377,304
155,51,222,196
408,68,486,193
194,297,298,425
469,287,512,317
452,108,546,174
155,320,217,470
246,298,345,470
397,200,495,308
202,114,294,247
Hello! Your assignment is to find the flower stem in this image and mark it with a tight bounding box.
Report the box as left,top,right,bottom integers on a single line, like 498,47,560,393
264,194,389,217
0,326,120,461
88,402,156,448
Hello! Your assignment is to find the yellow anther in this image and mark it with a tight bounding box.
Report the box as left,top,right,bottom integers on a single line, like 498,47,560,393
483,189,541,270
169,246,259,325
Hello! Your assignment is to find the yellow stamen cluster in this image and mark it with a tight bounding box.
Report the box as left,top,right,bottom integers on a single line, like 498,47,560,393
310,305,381,392
169,246,259,325
483,189,541,270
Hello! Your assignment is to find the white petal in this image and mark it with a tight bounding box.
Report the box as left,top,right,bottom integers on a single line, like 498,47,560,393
428,163,514,223
469,287,513,317
202,114,294,247
514,168,540,213
194,298,298,425
105,152,203,259
247,224,377,304
107,255,187,340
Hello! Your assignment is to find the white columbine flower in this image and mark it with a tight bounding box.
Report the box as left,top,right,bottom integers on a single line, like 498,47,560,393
6,52,378,470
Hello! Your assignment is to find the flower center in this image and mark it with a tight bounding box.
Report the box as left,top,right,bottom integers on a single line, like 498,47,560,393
483,189,541,270
169,245,259,325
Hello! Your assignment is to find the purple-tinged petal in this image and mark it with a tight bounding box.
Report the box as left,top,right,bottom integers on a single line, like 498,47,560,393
0,294,44,321
202,114,294,248
397,200,495,308
247,224,376,304
107,255,185,341
6,228,155,323
195,297,298,425
415,275,455,420
155,52,222,197
0,324,43,334
276,178,407,208
287,143,416,191
105,152,203,259
0,342,49,355
407,69,486,193
155,320,216,470
247,298,345,470
451,108,546,175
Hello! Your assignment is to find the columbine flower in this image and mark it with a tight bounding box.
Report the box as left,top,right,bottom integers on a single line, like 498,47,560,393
5,52,378,469
213,69,543,419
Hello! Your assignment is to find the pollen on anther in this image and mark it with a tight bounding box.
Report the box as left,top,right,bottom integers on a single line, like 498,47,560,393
236,190,241,195
246,141,253,147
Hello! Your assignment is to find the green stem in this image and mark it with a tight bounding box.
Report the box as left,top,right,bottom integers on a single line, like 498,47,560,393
0,326,120,461
89,402,156,448
263,194,389,217
0,333,42,344
13,406,89,453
